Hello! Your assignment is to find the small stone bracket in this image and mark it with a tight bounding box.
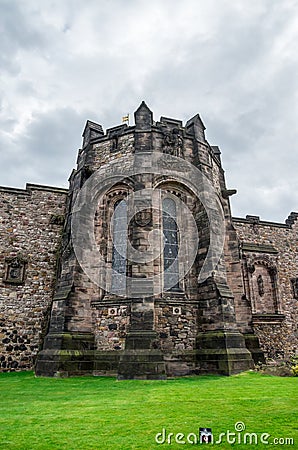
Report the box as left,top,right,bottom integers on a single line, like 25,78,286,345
221,189,237,199
162,128,184,158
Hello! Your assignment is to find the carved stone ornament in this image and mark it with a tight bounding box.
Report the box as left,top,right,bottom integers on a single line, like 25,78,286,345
134,207,152,227
162,128,183,157
4,255,27,284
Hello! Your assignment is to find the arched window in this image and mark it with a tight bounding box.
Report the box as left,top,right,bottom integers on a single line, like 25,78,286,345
162,197,180,291
111,199,127,294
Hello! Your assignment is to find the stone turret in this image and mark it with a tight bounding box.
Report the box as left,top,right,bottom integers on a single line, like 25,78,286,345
35,102,257,378
1,103,297,375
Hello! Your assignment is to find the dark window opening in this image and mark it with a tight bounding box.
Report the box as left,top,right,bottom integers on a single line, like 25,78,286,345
111,199,127,294
162,197,180,292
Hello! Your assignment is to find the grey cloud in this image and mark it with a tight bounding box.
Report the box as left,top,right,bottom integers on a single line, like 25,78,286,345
0,0,297,223
0,107,93,189
15,80,37,97
0,0,47,74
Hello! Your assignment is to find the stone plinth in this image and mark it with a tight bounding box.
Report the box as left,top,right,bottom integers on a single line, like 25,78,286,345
196,331,254,375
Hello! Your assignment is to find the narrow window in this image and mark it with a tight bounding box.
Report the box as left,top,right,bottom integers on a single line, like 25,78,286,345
111,199,127,294
162,197,180,291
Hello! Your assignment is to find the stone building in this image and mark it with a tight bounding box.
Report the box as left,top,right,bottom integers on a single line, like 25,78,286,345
0,102,297,377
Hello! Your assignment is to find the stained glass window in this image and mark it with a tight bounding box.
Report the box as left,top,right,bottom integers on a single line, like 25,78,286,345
162,197,180,291
111,199,127,294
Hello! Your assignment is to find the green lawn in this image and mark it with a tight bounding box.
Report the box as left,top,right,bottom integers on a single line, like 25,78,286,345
0,371,297,449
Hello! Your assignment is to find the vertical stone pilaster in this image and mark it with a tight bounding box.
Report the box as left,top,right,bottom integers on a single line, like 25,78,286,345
118,110,166,378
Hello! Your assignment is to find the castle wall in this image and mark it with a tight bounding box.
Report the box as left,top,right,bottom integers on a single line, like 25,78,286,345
233,215,298,359
0,184,67,371
1,104,297,377
35,105,256,377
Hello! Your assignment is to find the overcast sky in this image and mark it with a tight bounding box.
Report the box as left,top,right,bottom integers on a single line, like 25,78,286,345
0,0,297,222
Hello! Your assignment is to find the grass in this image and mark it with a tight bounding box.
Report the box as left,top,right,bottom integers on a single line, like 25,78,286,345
0,371,297,449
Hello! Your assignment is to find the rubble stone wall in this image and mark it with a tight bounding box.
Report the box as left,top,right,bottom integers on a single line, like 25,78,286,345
0,184,67,371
